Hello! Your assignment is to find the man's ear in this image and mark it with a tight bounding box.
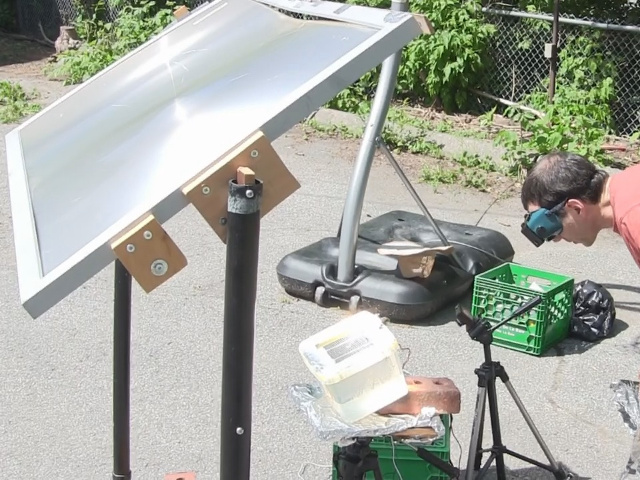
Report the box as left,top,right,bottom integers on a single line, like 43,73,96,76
566,198,585,214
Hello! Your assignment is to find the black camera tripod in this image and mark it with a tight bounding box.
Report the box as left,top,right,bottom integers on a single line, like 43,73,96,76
455,296,573,480
333,433,461,479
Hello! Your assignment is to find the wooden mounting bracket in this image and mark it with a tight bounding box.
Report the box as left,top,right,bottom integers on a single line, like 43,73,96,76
412,14,435,34
182,130,300,243
111,214,188,293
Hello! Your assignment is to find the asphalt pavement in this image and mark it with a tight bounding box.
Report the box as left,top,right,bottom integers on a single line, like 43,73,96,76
1,120,639,480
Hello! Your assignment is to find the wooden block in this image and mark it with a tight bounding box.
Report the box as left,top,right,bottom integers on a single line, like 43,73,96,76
182,130,300,243
412,13,435,34
377,241,454,279
111,214,187,293
237,166,255,185
165,473,196,480
173,5,190,19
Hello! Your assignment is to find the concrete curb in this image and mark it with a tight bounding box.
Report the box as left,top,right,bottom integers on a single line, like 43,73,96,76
307,107,625,174
308,107,508,164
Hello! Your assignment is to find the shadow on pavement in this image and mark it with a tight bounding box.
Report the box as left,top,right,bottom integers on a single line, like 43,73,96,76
0,34,54,67
543,317,629,358
602,283,640,314
457,464,592,479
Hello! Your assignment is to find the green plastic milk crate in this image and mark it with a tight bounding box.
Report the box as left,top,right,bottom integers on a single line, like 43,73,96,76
470,263,574,356
332,414,451,480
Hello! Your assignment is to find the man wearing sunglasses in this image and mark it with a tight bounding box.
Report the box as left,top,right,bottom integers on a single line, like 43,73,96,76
519,151,640,269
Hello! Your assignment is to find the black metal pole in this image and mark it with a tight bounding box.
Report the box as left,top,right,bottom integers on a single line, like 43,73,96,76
219,175,263,480
113,259,132,480
549,0,560,101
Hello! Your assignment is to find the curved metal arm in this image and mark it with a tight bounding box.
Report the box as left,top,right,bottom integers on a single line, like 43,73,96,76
336,0,409,283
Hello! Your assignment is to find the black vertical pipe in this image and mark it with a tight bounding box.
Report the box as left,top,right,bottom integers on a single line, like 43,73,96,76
219,177,263,480
113,259,132,480
549,0,560,101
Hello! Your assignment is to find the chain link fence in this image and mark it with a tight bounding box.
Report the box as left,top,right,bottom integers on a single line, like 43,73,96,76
479,7,640,137
14,0,72,41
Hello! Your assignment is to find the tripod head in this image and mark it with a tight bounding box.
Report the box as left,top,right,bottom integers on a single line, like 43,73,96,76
455,295,542,345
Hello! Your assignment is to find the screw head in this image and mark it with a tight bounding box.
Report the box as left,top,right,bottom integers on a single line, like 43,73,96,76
151,259,168,276
250,150,259,158
236,427,244,435
220,217,227,225
202,185,211,195
143,230,153,240
126,244,135,253
245,189,254,198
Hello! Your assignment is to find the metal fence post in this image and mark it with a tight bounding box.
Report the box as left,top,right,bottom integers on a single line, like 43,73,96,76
548,0,561,101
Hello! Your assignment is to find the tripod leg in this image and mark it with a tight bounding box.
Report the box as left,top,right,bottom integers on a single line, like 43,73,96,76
372,460,384,480
474,402,486,472
485,373,507,480
466,384,488,480
503,379,562,471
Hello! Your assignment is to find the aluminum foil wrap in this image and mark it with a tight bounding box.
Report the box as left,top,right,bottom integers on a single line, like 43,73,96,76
289,382,445,446
612,380,640,479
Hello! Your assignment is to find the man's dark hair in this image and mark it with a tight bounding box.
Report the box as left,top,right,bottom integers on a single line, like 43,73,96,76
521,152,609,210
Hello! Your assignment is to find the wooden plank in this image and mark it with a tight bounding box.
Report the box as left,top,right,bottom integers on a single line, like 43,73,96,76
182,130,300,243
111,214,187,293
391,427,439,440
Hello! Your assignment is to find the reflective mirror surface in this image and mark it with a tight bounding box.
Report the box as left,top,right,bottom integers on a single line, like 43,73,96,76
6,0,423,317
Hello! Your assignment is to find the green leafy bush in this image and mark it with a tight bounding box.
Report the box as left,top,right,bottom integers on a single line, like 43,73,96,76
328,0,496,113
0,81,41,124
46,0,180,85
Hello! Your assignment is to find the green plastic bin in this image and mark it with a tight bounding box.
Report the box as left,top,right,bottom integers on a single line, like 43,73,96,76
332,415,451,480
471,263,574,356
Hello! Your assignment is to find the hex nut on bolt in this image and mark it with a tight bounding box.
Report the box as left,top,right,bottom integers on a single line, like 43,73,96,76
151,259,169,277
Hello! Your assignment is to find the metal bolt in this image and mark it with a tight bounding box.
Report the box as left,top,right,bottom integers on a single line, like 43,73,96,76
236,427,244,435
245,189,254,198
143,230,153,240
250,150,259,158
151,259,169,277
126,244,135,253
220,217,227,225
202,185,211,195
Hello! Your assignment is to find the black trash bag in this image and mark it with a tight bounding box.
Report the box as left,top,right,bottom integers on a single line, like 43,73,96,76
569,279,616,342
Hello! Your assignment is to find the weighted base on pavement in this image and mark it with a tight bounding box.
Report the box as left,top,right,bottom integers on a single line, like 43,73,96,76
276,210,515,323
